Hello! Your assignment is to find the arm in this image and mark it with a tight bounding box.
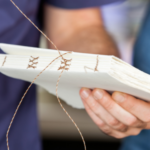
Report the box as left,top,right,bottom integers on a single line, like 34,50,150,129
44,5,119,56
43,4,146,139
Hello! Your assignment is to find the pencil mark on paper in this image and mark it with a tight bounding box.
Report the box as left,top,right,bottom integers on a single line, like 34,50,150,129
84,55,99,72
27,56,39,69
58,58,72,71
2,56,7,66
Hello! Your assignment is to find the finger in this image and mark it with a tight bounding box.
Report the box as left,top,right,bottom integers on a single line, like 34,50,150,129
83,99,141,139
80,88,127,132
92,89,143,127
83,102,126,138
100,126,141,139
145,123,150,129
112,92,150,123
83,102,106,129
83,96,127,132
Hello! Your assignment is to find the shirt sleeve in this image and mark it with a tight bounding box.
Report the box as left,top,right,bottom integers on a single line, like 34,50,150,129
44,0,125,9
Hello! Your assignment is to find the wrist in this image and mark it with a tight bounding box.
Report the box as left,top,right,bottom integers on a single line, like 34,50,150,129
56,24,120,57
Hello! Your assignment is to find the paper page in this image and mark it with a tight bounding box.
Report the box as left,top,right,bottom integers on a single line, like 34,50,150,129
1,44,150,109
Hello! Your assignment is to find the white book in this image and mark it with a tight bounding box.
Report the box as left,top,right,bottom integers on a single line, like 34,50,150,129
0,43,150,109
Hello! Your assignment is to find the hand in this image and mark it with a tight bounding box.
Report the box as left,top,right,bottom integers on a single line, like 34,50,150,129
80,88,150,138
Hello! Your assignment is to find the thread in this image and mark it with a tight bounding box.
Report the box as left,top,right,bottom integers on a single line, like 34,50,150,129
6,52,70,150
7,1,87,150
56,69,86,150
10,0,63,59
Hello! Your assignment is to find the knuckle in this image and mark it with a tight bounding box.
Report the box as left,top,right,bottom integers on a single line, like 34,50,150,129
102,97,114,110
143,116,150,123
136,122,146,128
97,121,105,128
132,130,141,136
102,127,112,135
108,118,119,126
85,106,91,112
114,134,125,139
88,99,97,110
126,117,137,126
125,100,135,110
116,125,128,132
145,123,150,129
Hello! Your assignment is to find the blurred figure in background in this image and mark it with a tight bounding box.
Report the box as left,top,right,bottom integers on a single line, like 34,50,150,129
80,1,150,150
0,0,121,150
101,0,149,64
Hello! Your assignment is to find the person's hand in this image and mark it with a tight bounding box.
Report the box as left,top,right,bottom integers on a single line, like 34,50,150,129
80,88,150,138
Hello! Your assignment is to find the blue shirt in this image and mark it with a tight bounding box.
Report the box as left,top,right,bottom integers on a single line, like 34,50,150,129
0,0,122,150
120,3,150,150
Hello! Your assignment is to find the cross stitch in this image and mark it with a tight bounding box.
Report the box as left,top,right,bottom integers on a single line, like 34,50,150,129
56,69,86,150
2,56,7,66
84,55,99,72
27,56,39,69
58,58,72,71
27,65,37,69
30,56,39,60
6,52,71,150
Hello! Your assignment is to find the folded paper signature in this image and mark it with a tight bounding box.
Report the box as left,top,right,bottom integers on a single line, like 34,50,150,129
0,43,150,108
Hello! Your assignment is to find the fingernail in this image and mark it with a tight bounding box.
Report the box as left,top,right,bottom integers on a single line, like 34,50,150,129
114,93,126,103
80,89,91,99
93,90,103,100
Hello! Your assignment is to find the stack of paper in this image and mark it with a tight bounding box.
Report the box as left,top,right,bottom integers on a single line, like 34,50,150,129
0,43,150,108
